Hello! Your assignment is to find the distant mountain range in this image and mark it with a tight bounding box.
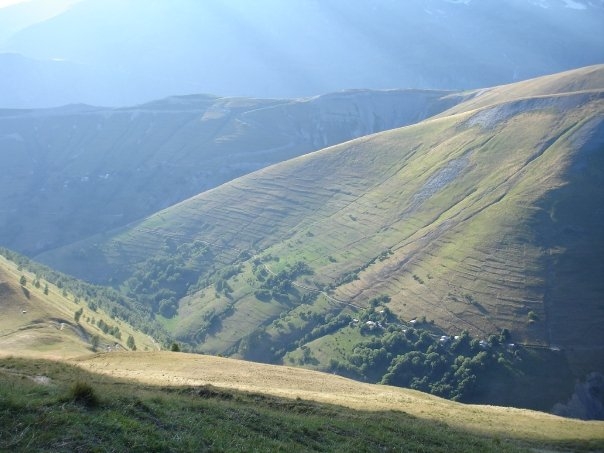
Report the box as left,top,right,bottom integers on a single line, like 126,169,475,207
0,0,602,108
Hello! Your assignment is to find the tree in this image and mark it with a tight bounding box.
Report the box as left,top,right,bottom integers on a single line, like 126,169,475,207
170,342,180,352
74,308,83,323
19,275,26,286
90,335,100,351
127,335,137,350
43,284,49,295
499,328,511,343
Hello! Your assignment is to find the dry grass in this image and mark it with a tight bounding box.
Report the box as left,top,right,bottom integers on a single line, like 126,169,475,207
72,351,604,445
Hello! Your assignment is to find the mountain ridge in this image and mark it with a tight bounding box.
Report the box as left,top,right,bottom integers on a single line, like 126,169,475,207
0,88,459,255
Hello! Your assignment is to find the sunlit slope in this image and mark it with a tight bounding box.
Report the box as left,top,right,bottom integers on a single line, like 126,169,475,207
37,67,604,369
0,255,155,358
69,351,604,448
440,64,604,116
0,89,456,256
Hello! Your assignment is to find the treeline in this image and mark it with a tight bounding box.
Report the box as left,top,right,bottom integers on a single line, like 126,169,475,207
0,247,170,346
253,259,314,303
330,249,393,288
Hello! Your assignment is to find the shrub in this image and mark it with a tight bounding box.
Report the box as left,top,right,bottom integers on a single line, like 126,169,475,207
69,381,99,407
254,289,272,302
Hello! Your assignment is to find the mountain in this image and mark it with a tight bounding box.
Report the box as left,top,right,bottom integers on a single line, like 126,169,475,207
33,66,604,411
0,89,460,255
0,0,602,108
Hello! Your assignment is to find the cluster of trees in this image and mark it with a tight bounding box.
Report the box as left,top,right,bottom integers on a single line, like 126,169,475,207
96,318,122,340
238,304,348,364
127,335,137,350
125,240,213,318
74,306,123,341
328,305,517,401
296,312,352,347
213,264,243,298
254,260,313,302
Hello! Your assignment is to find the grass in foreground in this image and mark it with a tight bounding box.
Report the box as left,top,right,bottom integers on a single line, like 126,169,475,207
0,357,538,453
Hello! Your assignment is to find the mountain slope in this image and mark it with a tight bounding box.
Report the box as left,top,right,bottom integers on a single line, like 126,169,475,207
74,351,603,448
0,253,156,357
2,354,602,452
36,66,604,376
0,88,458,255
441,64,604,116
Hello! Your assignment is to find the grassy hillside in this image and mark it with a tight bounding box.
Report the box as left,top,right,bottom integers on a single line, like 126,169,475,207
0,89,458,256
0,353,602,452
34,66,604,410
0,253,156,358
440,64,604,117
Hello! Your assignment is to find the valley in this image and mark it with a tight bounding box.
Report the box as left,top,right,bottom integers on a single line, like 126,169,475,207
0,65,601,417
1,1,603,450
32,67,603,378
2,253,602,451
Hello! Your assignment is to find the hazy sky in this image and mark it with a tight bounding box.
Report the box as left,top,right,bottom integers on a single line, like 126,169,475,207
0,0,79,11
0,0,602,108
0,0,30,8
